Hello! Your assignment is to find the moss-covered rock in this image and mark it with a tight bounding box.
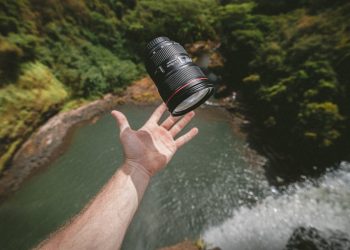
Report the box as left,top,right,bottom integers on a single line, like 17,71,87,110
0,62,67,171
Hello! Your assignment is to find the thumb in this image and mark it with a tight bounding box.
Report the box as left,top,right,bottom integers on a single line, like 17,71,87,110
111,110,130,133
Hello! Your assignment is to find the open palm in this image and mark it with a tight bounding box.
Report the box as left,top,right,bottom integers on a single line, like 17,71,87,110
111,103,198,176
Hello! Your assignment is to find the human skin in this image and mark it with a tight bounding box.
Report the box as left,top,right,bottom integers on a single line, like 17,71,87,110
36,103,198,250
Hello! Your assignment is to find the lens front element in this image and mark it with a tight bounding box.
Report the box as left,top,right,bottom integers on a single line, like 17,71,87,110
173,88,210,114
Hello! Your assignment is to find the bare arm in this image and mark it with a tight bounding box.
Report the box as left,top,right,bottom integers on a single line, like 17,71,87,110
37,103,198,250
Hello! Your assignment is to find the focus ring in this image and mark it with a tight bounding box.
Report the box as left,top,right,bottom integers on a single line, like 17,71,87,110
150,44,187,68
146,37,170,51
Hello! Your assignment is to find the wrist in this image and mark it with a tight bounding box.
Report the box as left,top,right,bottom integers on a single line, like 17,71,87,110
122,160,152,179
118,160,151,204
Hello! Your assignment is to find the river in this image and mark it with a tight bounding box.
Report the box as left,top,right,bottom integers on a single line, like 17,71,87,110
0,104,349,250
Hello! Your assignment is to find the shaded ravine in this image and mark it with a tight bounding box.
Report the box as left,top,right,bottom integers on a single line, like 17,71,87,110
0,104,268,250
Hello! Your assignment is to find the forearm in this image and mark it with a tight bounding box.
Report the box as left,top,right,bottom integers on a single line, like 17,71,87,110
37,103,197,249
37,163,150,250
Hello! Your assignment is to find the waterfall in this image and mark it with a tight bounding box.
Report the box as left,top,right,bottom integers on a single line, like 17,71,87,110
203,162,350,250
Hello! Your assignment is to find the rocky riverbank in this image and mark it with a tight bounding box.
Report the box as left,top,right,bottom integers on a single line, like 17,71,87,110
0,48,261,201
158,239,221,250
0,40,266,201
0,77,161,200
0,40,221,200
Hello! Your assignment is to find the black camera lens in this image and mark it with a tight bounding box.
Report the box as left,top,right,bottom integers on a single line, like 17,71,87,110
145,37,214,116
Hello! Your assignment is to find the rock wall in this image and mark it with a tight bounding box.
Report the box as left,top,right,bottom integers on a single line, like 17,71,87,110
0,94,124,199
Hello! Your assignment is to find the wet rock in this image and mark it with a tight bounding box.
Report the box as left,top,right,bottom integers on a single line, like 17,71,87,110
158,240,200,250
125,76,161,104
158,240,221,250
185,40,223,69
285,226,350,250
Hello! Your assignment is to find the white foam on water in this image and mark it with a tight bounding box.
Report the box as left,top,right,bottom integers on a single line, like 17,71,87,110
203,162,350,250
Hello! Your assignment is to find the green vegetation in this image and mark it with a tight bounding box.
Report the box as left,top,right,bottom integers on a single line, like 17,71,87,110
0,0,219,171
0,0,349,175
218,0,350,171
121,0,217,54
0,62,67,170
0,0,142,171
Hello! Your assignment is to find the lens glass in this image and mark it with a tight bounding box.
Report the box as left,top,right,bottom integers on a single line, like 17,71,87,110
173,88,210,113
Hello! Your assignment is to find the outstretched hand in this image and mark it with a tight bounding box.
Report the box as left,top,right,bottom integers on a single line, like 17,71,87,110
37,104,198,250
111,103,198,177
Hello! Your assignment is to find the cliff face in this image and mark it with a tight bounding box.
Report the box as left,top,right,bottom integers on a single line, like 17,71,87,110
0,93,122,198
0,62,68,172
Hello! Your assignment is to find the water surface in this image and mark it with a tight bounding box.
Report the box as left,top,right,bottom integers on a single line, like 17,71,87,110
0,104,268,249
204,162,350,250
1,104,349,250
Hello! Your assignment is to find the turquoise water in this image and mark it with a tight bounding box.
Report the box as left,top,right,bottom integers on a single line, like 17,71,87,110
0,104,269,249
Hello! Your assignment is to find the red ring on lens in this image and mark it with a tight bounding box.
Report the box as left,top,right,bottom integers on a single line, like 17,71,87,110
165,77,208,105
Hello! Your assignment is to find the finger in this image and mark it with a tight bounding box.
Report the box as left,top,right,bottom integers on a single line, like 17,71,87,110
161,114,180,130
146,103,167,124
175,127,198,149
111,110,130,133
169,111,195,137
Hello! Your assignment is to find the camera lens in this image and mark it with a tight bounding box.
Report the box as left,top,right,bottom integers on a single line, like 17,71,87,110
145,37,214,116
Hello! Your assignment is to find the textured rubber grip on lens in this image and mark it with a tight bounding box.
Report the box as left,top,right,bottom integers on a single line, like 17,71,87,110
158,65,205,99
146,37,170,51
150,44,187,67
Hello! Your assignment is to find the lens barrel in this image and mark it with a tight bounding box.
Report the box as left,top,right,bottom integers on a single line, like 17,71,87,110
145,37,214,116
